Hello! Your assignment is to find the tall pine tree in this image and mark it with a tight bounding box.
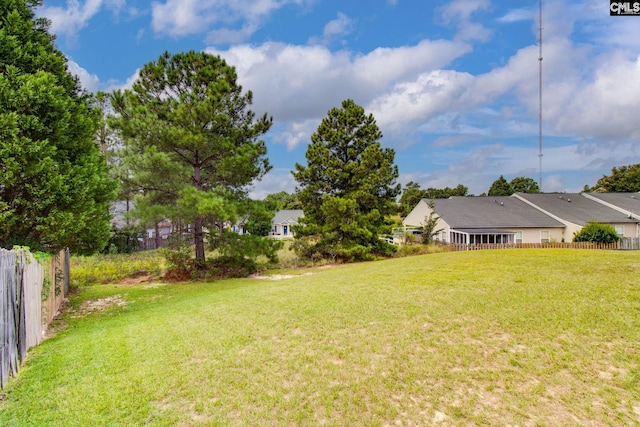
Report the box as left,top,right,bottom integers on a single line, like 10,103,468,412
109,51,272,265
293,99,400,261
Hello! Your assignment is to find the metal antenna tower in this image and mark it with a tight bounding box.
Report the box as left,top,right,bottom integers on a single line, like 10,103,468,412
538,0,543,191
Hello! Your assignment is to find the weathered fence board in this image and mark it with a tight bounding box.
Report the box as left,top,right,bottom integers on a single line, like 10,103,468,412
22,251,44,351
1,249,19,389
0,248,68,389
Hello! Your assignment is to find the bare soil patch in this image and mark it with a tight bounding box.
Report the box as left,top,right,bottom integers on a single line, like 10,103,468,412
69,295,127,318
250,272,314,280
116,272,160,286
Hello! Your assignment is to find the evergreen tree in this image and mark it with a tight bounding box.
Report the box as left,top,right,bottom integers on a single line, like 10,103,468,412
487,175,513,196
109,51,272,266
0,0,115,254
292,99,400,261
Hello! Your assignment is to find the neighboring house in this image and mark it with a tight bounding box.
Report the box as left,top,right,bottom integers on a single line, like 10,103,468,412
270,210,304,239
146,220,173,240
228,218,249,235
514,193,639,239
403,196,566,244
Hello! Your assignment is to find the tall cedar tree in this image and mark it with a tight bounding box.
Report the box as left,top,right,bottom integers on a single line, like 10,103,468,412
109,51,272,264
293,99,400,261
0,0,115,253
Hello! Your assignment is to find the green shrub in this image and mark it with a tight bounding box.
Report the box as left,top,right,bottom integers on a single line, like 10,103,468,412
161,233,284,282
161,246,195,282
573,222,621,243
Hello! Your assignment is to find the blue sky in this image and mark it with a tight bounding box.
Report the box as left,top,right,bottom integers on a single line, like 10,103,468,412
38,0,640,197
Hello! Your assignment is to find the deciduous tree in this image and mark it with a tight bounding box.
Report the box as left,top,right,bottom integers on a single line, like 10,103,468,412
398,182,468,217
263,191,300,211
591,164,640,192
509,177,540,193
292,99,400,261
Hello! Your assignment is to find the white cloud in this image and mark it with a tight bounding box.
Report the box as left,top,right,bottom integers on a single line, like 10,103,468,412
438,0,492,42
272,120,320,151
206,23,259,45
368,70,474,134
66,58,101,92
206,39,472,149
554,54,640,140
38,0,126,38
249,169,297,199
322,12,353,39
497,8,533,23
104,68,141,92
151,0,308,42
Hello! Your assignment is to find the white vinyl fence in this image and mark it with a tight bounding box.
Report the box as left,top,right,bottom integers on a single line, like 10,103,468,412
0,248,69,389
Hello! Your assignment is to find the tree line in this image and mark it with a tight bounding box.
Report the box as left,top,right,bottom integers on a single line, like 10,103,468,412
2,1,639,277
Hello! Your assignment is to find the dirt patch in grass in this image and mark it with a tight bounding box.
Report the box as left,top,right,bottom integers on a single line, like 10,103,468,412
251,272,314,280
69,295,127,318
116,272,161,286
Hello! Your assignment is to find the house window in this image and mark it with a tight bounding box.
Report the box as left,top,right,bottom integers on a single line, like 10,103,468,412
515,231,523,244
615,225,624,237
540,230,550,243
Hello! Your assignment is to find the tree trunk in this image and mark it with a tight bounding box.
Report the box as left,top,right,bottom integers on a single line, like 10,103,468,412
194,215,206,267
192,154,206,267
154,221,161,250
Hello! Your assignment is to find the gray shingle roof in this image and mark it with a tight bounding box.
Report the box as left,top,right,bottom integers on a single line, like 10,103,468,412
430,196,565,229
515,193,637,226
583,192,640,218
272,210,304,225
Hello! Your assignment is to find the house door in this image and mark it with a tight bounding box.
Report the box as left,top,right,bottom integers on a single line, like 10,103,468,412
283,225,288,235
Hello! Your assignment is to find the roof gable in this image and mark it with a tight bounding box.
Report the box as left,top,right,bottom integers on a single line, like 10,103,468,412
272,209,304,225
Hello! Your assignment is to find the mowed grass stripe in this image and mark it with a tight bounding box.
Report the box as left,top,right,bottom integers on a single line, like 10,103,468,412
1,249,639,426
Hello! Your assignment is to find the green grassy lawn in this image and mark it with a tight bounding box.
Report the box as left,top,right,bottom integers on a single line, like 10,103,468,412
2,249,639,426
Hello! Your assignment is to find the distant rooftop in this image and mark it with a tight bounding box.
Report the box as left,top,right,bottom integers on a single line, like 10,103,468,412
582,192,640,218
272,209,304,225
428,196,564,229
515,193,638,226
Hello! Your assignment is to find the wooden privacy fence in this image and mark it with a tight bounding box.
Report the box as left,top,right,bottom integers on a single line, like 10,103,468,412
0,248,69,389
439,238,640,252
